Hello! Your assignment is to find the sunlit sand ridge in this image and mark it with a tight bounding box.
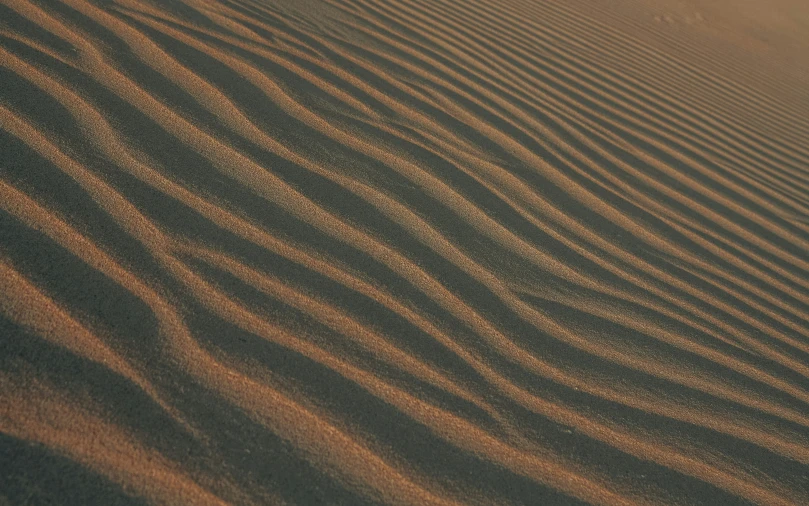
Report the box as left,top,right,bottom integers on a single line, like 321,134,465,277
1,0,808,504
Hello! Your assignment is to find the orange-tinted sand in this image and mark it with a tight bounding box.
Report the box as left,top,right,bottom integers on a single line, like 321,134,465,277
1,0,808,504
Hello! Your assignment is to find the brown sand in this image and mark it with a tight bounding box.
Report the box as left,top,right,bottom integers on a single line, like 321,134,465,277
1,0,808,504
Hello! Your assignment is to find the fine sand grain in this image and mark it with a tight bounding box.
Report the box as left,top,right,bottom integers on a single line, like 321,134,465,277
2,0,808,504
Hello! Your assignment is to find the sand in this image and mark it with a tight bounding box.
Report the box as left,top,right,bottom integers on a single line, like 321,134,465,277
1,0,808,504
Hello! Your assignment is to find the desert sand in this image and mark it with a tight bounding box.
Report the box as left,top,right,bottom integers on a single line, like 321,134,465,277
1,0,809,504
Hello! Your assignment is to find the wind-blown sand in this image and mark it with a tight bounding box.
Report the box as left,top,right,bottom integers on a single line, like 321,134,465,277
1,0,808,504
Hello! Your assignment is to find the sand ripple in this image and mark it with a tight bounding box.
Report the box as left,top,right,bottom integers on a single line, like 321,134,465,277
2,0,809,504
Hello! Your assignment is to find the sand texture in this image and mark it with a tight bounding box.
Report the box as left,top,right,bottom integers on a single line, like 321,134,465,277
2,0,809,504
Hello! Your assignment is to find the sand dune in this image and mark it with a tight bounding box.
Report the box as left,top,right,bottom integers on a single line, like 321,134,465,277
1,0,808,504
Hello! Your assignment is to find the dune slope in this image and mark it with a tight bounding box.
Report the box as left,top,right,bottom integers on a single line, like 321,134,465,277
2,0,809,504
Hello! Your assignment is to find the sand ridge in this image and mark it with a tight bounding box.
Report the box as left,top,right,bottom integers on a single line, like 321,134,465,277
1,0,809,504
